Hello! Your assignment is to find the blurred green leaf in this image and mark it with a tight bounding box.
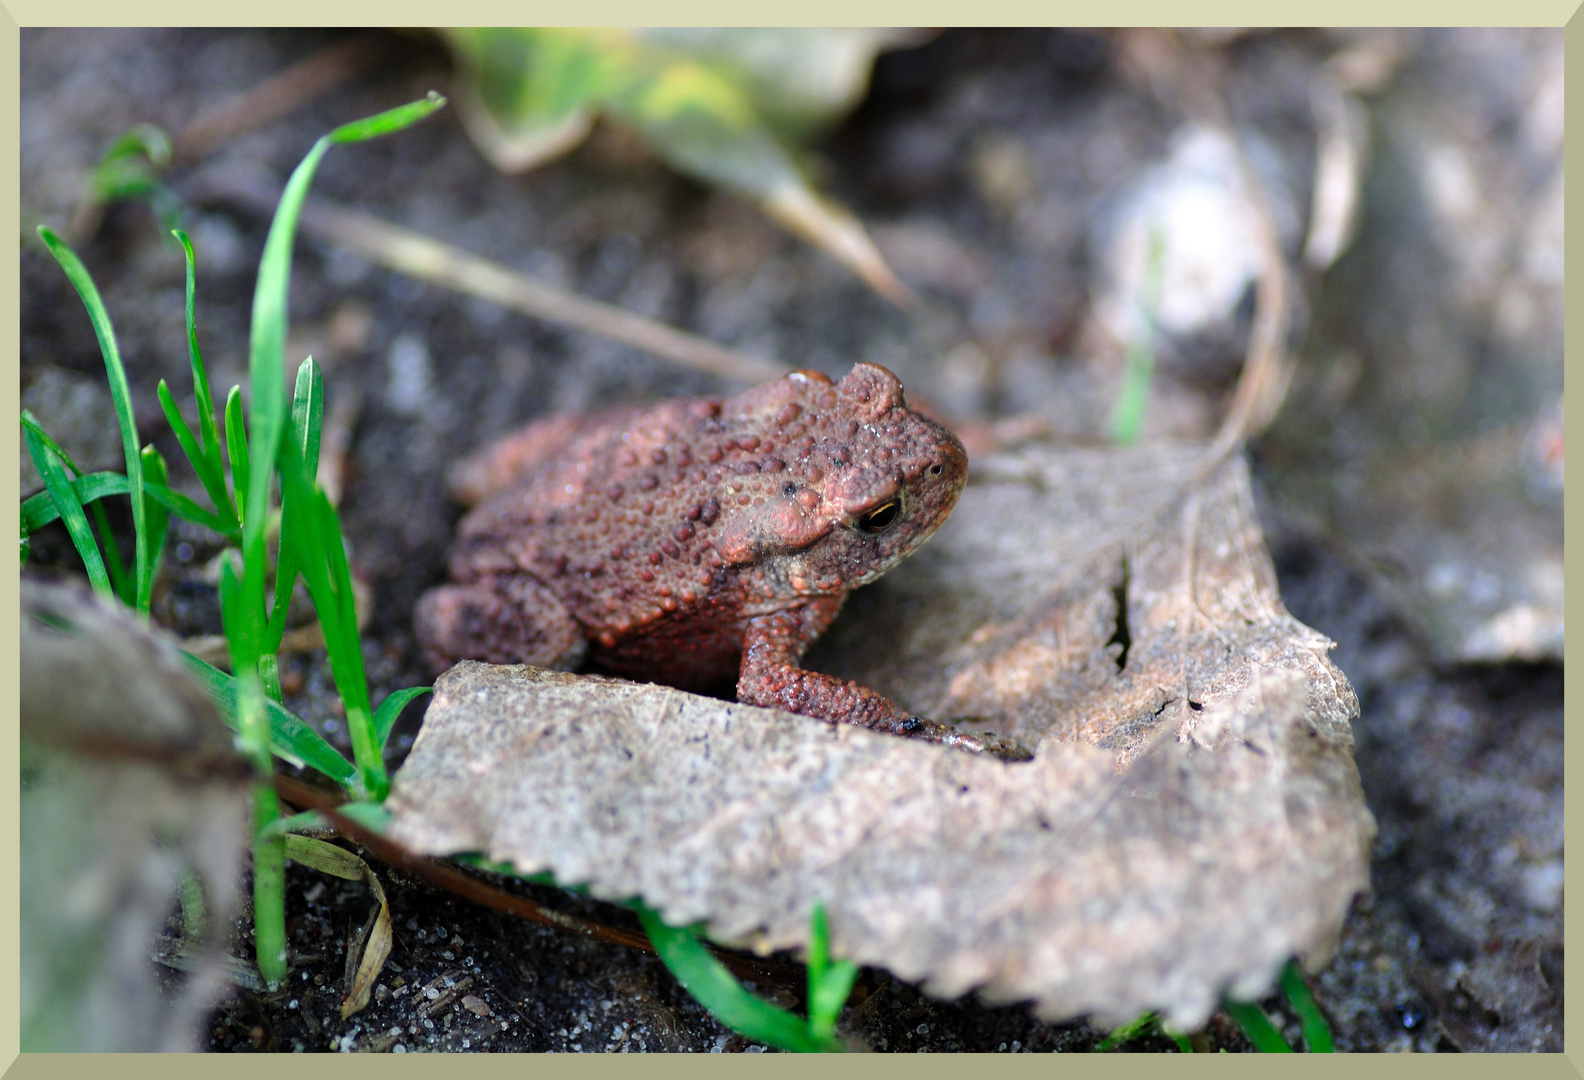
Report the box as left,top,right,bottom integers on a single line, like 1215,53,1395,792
638,29,924,139
91,124,181,232
333,800,394,834
1280,961,1334,1052
179,651,356,785
805,903,857,1042
1223,1000,1294,1052
99,123,172,170
442,28,912,304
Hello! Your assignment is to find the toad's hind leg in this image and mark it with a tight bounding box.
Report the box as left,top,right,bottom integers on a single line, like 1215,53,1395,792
414,575,588,676
447,407,642,507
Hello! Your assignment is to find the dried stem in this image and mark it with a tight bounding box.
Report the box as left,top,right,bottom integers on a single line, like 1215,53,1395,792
172,34,390,166
272,773,804,990
291,199,789,384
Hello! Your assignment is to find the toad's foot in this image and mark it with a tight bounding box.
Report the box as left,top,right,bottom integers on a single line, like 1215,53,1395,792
890,716,1033,761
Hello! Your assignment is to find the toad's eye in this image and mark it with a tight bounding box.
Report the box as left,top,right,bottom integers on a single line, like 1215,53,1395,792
929,464,944,476
857,501,899,533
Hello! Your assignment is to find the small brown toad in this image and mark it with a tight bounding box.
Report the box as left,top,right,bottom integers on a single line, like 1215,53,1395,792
416,363,1004,752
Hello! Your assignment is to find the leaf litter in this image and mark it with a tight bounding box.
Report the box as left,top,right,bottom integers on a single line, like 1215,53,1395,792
386,440,1375,1029
21,579,249,1050
440,28,914,304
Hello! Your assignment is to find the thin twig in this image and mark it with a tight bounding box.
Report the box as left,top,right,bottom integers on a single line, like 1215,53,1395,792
295,199,789,384
1170,45,1297,469
203,175,788,384
272,773,804,990
172,34,390,166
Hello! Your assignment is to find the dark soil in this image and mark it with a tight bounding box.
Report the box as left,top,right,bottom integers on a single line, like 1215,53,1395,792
22,28,1560,1052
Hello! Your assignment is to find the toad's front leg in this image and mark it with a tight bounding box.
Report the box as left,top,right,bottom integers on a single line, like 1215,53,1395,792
737,599,917,734
738,602,1029,759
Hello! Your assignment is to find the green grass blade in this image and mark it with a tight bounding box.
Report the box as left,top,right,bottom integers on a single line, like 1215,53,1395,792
1280,961,1334,1052
19,411,130,599
266,355,326,651
221,543,286,987
157,379,237,532
223,386,249,522
21,472,134,530
22,423,111,598
87,497,133,606
1222,1000,1293,1052
264,542,297,653
260,809,331,839
291,356,324,481
327,92,447,144
180,651,355,784
247,95,445,538
244,97,446,688
637,905,834,1052
252,780,288,987
36,226,150,614
157,379,211,486
1094,1011,1157,1051
275,432,382,795
805,904,856,1041
372,686,432,750
19,410,86,476
244,136,326,643
142,480,237,535
302,472,384,798
217,552,270,769
174,231,232,512
333,800,393,833
316,492,363,666
140,445,171,598
258,652,284,703
19,465,144,592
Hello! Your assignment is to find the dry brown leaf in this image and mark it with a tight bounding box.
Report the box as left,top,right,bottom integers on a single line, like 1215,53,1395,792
282,834,393,1019
812,442,1358,767
386,442,1374,1028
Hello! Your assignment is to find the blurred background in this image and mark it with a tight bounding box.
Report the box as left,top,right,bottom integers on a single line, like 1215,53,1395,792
20,28,1562,1052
